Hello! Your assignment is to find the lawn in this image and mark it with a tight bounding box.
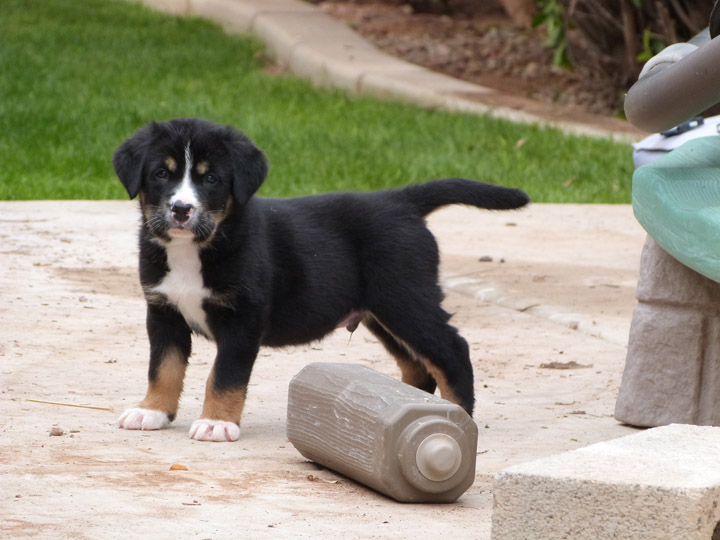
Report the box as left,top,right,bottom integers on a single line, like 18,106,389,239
0,0,635,202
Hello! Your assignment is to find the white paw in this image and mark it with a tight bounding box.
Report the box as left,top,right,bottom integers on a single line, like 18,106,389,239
189,419,240,442
118,408,170,431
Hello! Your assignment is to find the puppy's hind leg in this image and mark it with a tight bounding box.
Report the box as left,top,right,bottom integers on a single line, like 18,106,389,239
369,300,475,416
119,304,191,431
364,315,436,395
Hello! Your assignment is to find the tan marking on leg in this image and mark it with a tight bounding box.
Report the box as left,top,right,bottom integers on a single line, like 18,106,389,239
138,349,188,417
165,156,177,172
366,315,435,391
421,359,461,406
366,315,462,406
395,355,431,387
196,161,209,175
200,367,247,424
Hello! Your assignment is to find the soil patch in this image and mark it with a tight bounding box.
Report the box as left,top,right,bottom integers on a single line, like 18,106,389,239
318,1,626,119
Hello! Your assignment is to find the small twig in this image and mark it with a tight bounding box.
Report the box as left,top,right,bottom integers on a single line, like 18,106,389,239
585,1,625,32
620,0,637,76
26,399,114,412
655,0,679,45
668,0,697,35
306,474,339,484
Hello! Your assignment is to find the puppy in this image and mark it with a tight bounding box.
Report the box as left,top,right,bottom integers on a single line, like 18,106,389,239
113,118,530,442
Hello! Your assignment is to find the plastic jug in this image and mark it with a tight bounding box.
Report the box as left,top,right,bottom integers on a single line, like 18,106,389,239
287,362,478,503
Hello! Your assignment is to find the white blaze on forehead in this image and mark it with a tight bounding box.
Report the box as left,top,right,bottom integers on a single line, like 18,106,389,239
171,143,199,207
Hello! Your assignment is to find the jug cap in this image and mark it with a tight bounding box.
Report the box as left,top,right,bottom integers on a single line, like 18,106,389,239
397,415,471,493
416,433,462,481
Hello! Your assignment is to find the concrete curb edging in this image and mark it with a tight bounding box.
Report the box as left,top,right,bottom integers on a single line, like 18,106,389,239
138,0,640,141
441,274,629,347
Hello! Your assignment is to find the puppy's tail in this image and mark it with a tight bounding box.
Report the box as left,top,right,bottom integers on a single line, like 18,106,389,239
400,178,530,217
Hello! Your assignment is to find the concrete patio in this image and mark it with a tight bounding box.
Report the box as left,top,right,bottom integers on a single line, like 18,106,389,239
2,200,645,538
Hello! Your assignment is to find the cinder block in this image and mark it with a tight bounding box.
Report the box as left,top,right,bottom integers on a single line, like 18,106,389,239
635,236,720,308
615,302,705,426
492,425,720,540
616,236,720,428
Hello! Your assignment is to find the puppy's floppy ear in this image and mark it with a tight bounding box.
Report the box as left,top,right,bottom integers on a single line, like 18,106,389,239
225,128,268,205
112,124,155,200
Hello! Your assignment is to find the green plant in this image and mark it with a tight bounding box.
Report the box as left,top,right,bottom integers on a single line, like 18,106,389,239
533,0,572,69
636,27,666,63
531,0,710,91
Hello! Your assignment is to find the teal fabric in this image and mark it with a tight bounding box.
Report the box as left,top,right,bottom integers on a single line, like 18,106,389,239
633,136,720,283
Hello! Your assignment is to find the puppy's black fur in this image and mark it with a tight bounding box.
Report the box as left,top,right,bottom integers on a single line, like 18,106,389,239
113,118,530,441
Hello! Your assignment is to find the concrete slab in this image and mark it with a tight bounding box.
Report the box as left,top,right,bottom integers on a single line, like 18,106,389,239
2,201,644,539
492,424,720,540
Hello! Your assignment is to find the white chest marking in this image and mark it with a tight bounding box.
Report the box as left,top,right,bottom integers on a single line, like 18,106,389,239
152,237,212,337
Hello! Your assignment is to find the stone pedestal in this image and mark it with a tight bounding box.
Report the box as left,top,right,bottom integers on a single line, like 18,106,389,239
491,424,720,540
615,236,720,427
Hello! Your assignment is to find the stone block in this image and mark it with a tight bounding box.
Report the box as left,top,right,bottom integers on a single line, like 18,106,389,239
616,236,720,427
614,303,704,426
636,236,720,308
491,424,720,540
697,316,720,425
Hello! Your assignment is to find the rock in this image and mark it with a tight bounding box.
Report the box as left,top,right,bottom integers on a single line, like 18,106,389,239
522,61,541,80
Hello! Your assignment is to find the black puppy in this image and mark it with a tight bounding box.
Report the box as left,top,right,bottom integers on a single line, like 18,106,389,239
113,118,530,442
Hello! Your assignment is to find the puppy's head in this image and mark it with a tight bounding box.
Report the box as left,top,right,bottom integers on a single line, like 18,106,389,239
113,118,268,243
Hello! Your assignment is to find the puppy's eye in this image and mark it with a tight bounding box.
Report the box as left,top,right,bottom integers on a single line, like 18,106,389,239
205,174,218,184
154,168,169,180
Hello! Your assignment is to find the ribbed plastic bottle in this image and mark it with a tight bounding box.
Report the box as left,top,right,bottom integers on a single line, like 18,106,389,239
286,362,478,503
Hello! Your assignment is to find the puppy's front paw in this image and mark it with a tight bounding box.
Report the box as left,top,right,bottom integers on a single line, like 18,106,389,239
118,408,170,431
189,419,240,442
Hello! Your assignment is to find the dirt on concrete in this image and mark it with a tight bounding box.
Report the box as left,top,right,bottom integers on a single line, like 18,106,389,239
1,201,645,539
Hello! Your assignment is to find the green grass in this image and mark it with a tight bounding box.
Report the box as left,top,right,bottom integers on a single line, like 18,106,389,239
0,0,635,202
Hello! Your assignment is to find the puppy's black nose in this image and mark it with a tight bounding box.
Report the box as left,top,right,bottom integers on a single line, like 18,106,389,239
171,201,194,223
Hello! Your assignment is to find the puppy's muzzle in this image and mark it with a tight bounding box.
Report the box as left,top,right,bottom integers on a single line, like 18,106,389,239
171,201,194,225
